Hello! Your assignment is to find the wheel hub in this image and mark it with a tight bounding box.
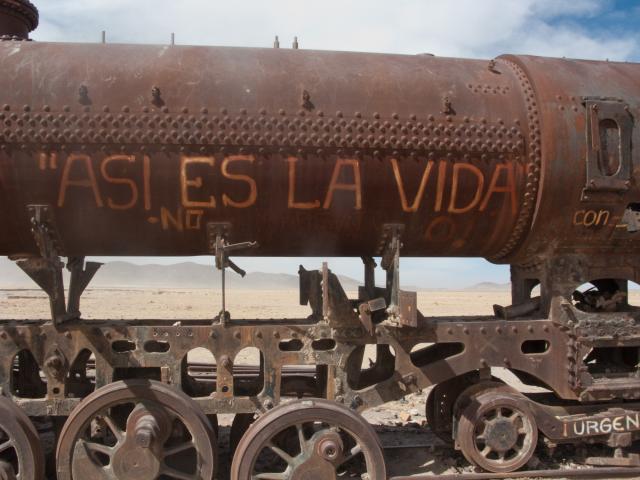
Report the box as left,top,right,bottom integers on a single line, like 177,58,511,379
290,431,343,480
290,457,336,480
111,405,170,480
112,446,160,480
484,417,518,453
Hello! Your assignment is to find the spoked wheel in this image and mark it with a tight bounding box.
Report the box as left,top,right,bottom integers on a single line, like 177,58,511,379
231,398,386,480
425,372,480,445
56,380,217,480
456,387,538,473
0,396,44,480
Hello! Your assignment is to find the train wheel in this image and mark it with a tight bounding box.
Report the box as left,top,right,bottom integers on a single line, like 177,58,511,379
56,380,217,480
425,371,480,445
0,396,44,480
231,398,385,479
456,387,538,473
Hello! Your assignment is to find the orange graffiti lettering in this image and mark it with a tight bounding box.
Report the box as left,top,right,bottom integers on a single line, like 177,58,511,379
448,163,484,214
143,155,151,211
434,161,447,212
180,156,215,208
287,157,321,209
57,154,103,208
479,164,517,215
186,209,204,230
323,159,362,210
100,155,138,210
160,206,183,231
391,158,434,212
221,155,257,208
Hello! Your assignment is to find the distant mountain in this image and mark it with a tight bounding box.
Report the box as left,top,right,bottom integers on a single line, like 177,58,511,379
466,282,510,291
0,258,361,290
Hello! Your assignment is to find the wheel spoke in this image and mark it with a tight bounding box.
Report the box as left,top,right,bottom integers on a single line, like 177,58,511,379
267,442,295,465
480,445,491,457
0,440,12,454
338,444,362,466
164,441,194,457
160,465,199,480
100,414,124,443
296,424,307,455
79,439,114,457
253,473,288,480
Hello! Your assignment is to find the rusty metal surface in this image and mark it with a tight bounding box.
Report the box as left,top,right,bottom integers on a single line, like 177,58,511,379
500,54,640,265
0,41,535,259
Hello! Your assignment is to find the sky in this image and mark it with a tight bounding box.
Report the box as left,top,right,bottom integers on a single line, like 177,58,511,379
16,0,640,289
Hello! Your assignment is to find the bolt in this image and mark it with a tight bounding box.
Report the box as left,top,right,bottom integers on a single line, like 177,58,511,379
220,355,232,369
264,399,274,410
45,355,63,371
136,428,153,448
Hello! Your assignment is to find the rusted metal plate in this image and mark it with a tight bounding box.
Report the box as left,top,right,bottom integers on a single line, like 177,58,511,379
0,41,533,259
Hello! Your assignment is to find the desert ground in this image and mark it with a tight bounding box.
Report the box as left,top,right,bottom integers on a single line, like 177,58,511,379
1,287,636,479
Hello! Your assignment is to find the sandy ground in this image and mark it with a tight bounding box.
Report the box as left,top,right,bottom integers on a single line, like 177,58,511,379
2,288,636,479
0,288,513,320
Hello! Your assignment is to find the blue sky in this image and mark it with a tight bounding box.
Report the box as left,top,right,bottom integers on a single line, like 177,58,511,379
15,0,640,288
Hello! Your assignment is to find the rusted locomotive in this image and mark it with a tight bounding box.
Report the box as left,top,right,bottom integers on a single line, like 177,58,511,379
1,1,640,479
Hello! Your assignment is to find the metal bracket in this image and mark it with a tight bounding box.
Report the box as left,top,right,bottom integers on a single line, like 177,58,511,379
378,224,417,328
66,256,102,319
16,205,102,325
582,97,633,201
207,222,258,325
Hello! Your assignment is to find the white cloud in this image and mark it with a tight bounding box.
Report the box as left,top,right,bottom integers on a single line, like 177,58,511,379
32,0,638,61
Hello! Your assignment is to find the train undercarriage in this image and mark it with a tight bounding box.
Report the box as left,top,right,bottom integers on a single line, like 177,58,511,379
0,213,639,479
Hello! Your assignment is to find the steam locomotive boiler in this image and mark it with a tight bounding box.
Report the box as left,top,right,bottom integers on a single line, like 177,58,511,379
1,0,640,479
